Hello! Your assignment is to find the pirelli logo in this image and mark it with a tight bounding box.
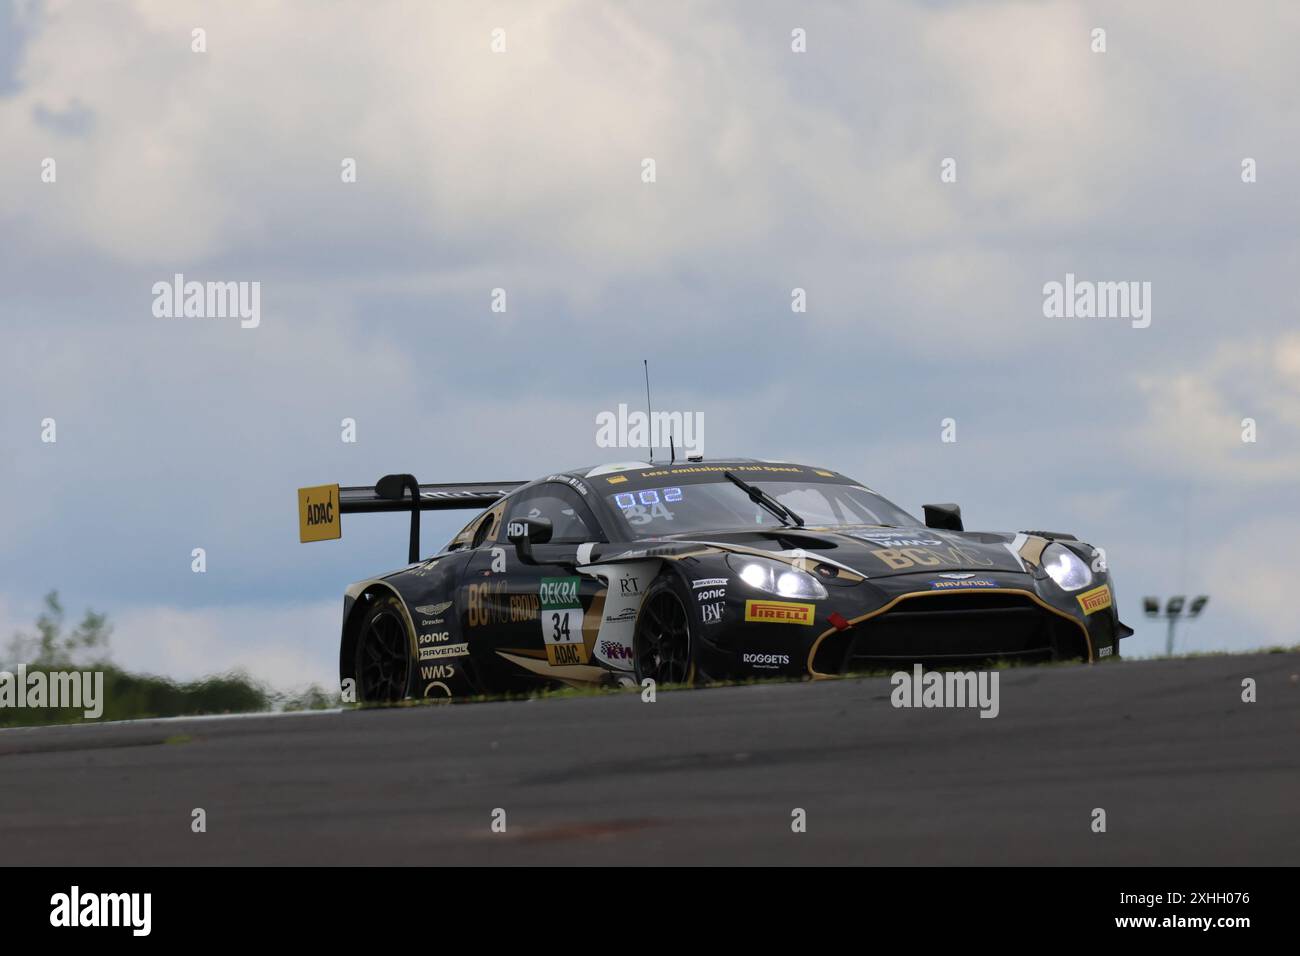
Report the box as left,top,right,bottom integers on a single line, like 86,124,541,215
744,599,816,626
1077,584,1113,615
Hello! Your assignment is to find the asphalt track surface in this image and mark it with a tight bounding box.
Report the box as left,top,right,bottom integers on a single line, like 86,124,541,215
1,652,1297,865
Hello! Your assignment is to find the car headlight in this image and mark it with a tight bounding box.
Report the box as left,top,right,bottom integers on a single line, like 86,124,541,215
725,554,828,599
1041,542,1093,592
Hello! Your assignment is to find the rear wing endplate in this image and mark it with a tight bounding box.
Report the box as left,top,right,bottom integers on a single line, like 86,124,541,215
298,474,525,563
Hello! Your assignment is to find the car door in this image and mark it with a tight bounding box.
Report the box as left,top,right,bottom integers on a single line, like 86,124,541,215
460,482,608,684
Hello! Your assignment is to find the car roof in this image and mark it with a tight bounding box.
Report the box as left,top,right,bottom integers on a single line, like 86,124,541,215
555,459,850,489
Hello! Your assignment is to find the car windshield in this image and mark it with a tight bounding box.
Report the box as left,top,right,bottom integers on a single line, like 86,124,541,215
605,479,921,538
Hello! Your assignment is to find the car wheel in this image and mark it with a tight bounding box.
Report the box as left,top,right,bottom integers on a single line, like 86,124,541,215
354,595,412,703
633,575,696,686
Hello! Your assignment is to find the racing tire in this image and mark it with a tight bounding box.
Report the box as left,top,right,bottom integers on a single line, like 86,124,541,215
633,574,697,687
354,595,412,703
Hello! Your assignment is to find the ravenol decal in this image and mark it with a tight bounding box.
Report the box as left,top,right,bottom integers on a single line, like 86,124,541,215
419,643,468,661
297,484,340,542
540,576,587,665
1077,584,1113,615
744,600,815,626
930,579,996,589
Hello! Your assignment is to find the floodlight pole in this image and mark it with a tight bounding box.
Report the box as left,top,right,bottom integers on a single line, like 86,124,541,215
1144,595,1208,657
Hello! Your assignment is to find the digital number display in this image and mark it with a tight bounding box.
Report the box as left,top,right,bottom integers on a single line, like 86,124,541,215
614,487,682,509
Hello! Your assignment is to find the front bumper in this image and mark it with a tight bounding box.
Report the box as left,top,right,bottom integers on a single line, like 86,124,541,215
695,573,1122,679
806,587,1099,675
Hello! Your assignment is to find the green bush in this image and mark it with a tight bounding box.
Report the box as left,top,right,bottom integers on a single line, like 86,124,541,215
1,592,335,727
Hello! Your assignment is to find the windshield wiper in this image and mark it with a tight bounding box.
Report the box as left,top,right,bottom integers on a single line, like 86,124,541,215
723,471,805,527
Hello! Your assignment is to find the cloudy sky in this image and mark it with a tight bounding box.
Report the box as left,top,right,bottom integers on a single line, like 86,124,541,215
1,0,1297,690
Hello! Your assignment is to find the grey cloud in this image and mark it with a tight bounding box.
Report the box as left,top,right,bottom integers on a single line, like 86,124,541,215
0,1,1297,682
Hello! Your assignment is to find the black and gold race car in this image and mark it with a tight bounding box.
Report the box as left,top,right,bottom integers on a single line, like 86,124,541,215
297,460,1131,702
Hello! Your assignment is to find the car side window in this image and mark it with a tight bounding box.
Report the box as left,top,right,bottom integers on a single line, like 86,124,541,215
505,485,603,544
471,511,495,548
445,500,504,553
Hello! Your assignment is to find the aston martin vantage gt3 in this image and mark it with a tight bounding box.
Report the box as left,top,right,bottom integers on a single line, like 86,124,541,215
296,460,1130,702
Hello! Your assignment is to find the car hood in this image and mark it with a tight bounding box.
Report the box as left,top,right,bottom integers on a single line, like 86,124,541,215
662,524,1031,579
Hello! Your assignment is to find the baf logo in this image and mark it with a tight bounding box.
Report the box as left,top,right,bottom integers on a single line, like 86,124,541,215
152,273,261,329
50,886,151,936
1042,273,1150,329
595,403,704,457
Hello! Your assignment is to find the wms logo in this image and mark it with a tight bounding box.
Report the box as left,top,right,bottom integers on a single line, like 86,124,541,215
50,887,151,936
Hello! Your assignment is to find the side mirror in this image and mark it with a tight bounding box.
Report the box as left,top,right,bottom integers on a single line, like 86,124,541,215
506,516,553,565
922,503,963,532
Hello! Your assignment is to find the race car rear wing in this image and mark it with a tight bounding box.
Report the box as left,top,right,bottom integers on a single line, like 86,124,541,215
298,474,526,563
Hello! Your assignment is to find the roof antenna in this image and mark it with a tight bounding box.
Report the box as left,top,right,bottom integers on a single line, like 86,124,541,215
669,432,676,465
643,359,654,464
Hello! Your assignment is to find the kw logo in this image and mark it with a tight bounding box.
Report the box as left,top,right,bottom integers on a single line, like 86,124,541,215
744,600,815,626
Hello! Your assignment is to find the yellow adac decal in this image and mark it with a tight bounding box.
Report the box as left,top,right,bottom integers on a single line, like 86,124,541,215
298,484,341,542
606,475,628,484
744,599,816,626
545,643,590,666
1077,584,1113,615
